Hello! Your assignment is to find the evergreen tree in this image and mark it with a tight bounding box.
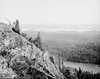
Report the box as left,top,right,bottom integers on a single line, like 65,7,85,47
15,20,20,34
12,20,20,34
29,37,33,43
33,32,42,50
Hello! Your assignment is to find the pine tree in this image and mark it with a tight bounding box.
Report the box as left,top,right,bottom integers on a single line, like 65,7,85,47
29,37,33,43
15,20,20,34
12,20,20,34
33,32,42,50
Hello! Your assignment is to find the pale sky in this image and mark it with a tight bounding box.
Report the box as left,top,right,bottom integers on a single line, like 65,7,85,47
0,0,100,26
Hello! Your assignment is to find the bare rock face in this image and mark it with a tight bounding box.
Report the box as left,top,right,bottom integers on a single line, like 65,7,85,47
0,22,64,79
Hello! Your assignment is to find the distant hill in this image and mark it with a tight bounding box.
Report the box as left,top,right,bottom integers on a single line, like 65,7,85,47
21,29,100,42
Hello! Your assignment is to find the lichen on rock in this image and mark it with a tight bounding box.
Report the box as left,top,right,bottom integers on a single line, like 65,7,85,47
0,22,64,79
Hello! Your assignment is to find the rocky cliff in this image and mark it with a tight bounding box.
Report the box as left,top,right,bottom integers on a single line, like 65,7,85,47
0,22,64,79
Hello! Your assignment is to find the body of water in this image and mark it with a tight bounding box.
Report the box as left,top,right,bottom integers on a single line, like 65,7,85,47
64,61,100,73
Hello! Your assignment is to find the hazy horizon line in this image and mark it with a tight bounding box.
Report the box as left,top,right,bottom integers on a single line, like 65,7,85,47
20,24,100,30
21,27,100,32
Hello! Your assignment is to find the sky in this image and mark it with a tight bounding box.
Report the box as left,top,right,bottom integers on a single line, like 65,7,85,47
0,0,100,29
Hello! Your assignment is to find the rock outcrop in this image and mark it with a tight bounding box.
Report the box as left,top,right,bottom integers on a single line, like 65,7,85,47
0,22,64,79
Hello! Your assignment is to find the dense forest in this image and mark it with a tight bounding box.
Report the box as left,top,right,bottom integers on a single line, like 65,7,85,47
22,29,100,79
0,20,100,79
23,30,100,65
43,38,100,64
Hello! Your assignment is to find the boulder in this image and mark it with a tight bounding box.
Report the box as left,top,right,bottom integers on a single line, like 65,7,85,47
0,22,64,79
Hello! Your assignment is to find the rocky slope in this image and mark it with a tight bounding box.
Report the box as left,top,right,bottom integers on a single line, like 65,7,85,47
0,22,64,79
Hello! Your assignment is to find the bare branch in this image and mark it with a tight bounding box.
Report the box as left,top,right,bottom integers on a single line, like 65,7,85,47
3,18,11,26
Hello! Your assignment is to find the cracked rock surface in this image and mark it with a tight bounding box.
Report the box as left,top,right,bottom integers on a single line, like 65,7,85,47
0,22,64,79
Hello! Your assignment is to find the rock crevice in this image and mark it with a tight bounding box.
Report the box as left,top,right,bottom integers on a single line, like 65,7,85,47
0,22,64,79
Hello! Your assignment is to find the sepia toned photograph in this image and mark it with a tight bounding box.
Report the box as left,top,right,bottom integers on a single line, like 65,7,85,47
0,0,100,79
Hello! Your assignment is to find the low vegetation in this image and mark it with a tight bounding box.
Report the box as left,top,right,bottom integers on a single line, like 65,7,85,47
62,66,100,79
0,20,100,79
